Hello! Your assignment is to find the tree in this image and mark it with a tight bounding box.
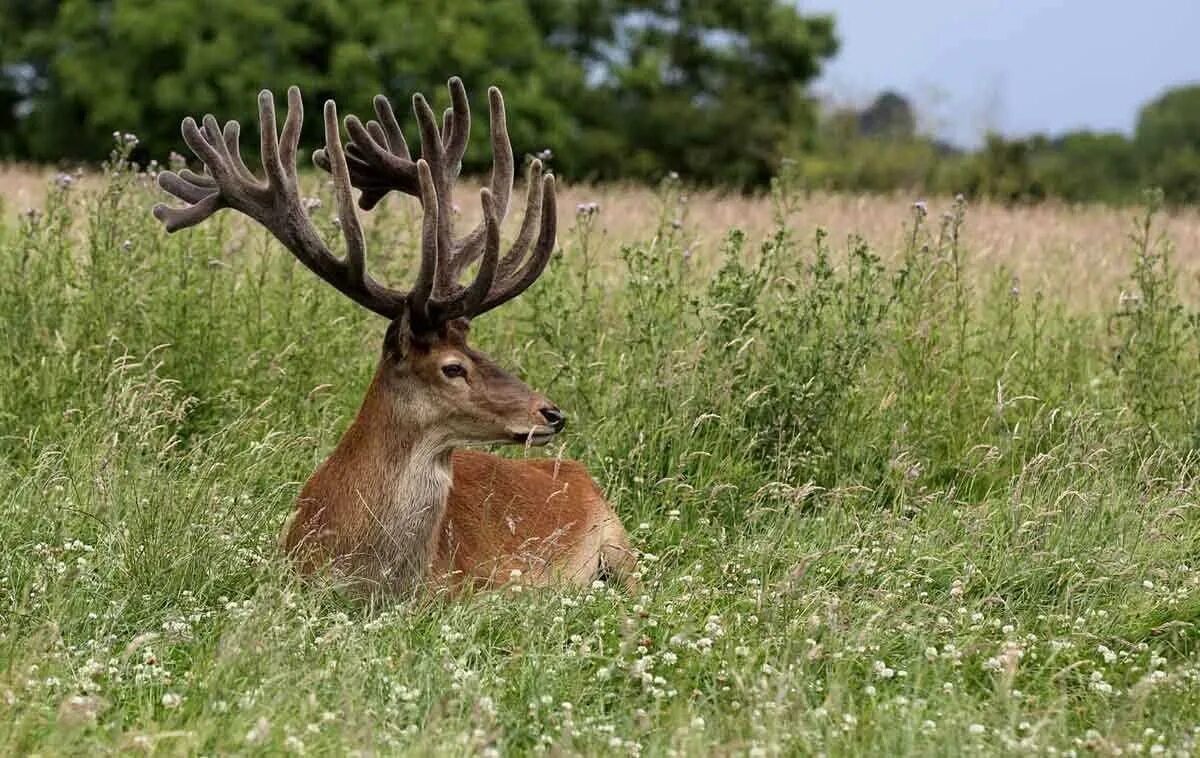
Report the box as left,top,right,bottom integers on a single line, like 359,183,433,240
1,0,584,171
584,0,838,185
1135,84,1200,163
858,91,915,140
0,0,838,186
1135,84,1200,204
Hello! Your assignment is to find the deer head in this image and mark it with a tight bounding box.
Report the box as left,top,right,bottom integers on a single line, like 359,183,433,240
153,79,563,448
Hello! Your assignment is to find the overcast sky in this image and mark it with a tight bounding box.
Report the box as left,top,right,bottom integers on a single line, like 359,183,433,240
802,0,1200,147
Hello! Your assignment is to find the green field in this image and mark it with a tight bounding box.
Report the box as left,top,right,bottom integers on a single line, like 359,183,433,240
2,152,1199,755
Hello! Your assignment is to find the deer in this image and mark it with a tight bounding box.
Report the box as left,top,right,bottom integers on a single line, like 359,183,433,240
152,78,636,598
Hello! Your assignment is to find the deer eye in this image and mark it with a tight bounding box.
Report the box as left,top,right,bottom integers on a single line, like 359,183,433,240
441,363,467,380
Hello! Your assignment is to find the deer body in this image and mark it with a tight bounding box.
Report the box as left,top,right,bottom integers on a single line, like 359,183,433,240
283,363,633,595
155,77,634,599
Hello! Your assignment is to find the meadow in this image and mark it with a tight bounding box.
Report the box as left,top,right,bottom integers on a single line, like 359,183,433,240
2,146,1200,755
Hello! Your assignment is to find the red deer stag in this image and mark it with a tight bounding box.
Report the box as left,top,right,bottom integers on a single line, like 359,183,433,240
152,80,635,597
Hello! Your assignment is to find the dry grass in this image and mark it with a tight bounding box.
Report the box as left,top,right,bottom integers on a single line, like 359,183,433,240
5,163,1199,311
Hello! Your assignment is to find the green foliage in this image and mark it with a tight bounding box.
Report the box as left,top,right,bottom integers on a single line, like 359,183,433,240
1136,85,1200,165
0,0,836,186
1109,189,1200,446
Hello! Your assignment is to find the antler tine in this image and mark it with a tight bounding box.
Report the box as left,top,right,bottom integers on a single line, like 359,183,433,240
410,159,439,318
373,94,410,159
428,187,502,323
474,173,557,316
442,77,472,177
321,98,367,282
221,120,258,184
495,159,545,282
153,86,409,320
412,91,456,296
442,86,515,280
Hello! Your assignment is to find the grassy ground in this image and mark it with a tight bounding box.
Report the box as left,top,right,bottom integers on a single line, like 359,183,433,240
2,151,1200,755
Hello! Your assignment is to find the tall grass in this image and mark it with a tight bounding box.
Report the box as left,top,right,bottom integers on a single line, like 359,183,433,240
1,150,1199,755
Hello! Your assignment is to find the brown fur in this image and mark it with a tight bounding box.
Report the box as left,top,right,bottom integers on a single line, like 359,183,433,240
281,323,636,598
433,451,636,592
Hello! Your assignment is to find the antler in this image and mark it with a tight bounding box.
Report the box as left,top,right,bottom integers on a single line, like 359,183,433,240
153,87,415,319
312,78,558,320
155,80,557,327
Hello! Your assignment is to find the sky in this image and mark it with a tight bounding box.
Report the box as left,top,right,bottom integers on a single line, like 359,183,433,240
802,0,1200,147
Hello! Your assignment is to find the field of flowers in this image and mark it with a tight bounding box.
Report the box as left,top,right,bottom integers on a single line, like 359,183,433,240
2,150,1200,754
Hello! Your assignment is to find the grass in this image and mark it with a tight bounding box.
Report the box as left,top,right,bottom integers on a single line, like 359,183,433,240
1,148,1199,755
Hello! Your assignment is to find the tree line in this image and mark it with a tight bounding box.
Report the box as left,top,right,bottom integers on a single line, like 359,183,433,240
795,84,1200,206
2,1,1197,205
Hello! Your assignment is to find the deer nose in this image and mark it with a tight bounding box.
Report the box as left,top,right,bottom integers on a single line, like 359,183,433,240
539,405,566,432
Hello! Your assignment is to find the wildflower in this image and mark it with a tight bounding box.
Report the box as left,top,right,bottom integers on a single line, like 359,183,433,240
245,717,271,744
161,692,182,709
58,694,105,727
968,724,986,735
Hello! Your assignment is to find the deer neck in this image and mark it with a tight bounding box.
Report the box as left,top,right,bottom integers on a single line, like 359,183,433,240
314,366,456,593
